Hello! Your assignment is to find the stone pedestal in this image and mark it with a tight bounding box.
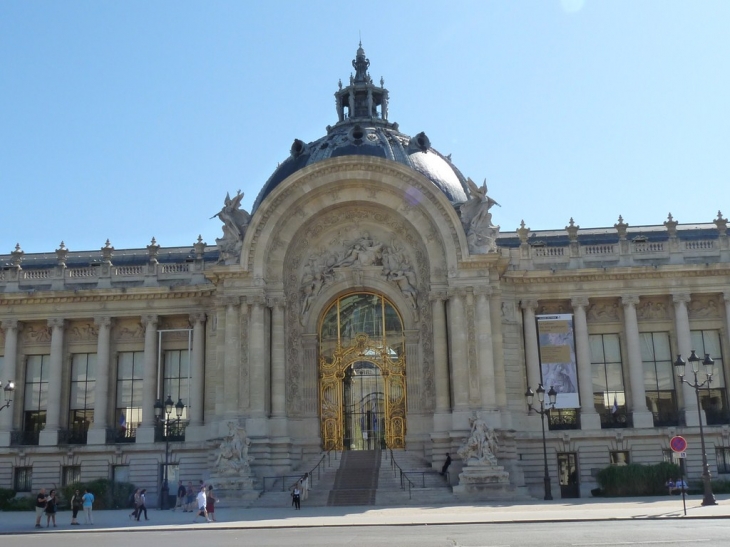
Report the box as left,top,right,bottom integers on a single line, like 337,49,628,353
453,462,527,500
207,473,261,507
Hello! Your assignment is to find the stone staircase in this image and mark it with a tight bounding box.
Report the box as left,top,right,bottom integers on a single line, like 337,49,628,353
252,448,456,508
327,449,382,506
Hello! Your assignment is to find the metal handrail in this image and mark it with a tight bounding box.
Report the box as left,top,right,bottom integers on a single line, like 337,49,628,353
262,448,340,493
386,446,415,499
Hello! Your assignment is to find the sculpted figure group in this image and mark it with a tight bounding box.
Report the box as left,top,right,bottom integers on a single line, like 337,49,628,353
213,421,252,476
457,414,499,466
212,190,251,264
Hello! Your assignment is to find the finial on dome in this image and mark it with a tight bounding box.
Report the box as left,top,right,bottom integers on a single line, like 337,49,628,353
352,42,370,83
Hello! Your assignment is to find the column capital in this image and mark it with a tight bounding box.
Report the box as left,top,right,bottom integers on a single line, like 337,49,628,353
1,319,21,332
266,296,286,309
141,314,158,327
246,293,266,307
672,292,691,305
473,286,492,298
189,312,207,325
93,316,112,329
520,299,538,311
723,292,730,303
571,297,590,309
447,287,467,299
47,318,65,330
621,295,640,307
221,296,241,308
429,290,448,302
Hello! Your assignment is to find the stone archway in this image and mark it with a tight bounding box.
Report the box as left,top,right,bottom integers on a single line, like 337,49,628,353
319,293,407,450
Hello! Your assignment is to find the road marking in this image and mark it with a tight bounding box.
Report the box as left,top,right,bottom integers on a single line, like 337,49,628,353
572,541,710,546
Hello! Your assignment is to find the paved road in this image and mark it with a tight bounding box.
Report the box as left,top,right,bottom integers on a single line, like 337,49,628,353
0,495,728,539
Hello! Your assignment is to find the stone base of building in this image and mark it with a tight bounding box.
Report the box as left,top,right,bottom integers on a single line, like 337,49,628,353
206,474,261,507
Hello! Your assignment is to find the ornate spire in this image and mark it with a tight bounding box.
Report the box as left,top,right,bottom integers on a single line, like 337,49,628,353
332,43,391,127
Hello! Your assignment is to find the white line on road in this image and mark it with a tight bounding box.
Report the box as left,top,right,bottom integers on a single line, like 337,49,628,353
572,540,710,546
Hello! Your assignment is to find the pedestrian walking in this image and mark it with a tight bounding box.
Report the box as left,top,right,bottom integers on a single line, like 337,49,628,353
174,480,186,511
300,472,310,501
192,485,210,522
82,488,95,524
206,485,217,522
34,488,47,528
44,489,58,527
129,488,141,520
136,488,148,520
70,489,83,525
185,482,195,512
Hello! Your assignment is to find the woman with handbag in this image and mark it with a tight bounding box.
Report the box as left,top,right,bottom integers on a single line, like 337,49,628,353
70,489,83,525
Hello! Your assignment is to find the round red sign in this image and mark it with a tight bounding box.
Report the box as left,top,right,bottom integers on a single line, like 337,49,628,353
670,435,688,453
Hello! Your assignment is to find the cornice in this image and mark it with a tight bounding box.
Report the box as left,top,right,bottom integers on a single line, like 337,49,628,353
501,266,730,285
0,287,215,306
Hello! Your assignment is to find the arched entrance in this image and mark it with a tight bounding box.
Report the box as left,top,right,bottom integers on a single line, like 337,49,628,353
319,293,406,450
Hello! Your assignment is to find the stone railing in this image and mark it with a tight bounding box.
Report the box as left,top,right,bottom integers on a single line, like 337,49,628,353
0,259,211,292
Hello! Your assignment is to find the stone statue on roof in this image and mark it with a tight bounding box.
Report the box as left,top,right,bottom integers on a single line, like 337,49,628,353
459,178,500,254
212,190,251,264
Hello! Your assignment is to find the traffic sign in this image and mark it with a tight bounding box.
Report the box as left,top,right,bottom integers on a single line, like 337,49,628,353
670,435,688,453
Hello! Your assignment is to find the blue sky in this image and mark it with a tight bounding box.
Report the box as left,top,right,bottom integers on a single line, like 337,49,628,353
2,1,729,254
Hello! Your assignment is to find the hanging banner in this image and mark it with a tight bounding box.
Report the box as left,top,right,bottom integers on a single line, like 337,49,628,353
536,314,579,409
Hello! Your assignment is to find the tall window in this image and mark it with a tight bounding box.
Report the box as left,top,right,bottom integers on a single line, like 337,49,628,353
640,332,678,426
716,448,730,474
163,350,190,421
116,351,144,439
691,330,729,425
62,466,81,486
69,353,96,442
590,334,627,428
24,355,49,440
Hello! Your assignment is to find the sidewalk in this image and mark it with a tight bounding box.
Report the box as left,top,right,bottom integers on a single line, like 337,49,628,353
2,495,728,535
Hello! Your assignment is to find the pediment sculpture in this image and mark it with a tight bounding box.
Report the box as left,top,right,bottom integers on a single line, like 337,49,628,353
212,190,251,264
458,178,500,254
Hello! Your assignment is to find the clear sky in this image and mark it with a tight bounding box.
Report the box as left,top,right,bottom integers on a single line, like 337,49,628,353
2,1,728,254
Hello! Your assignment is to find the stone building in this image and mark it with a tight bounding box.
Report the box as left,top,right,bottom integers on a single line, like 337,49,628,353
1,45,729,502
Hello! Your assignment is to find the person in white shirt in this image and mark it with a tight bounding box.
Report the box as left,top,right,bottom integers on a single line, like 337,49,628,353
192,486,210,522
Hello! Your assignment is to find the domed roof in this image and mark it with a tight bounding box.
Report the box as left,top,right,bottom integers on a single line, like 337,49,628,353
251,45,469,213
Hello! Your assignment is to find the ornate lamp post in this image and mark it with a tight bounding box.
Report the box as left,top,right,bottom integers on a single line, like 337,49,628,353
525,384,557,500
155,395,185,510
674,351,717,506
0,381,15,412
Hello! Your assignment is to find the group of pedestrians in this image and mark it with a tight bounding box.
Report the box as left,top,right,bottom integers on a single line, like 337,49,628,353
34,487,95,528
128,488,149,521
171,480,217,521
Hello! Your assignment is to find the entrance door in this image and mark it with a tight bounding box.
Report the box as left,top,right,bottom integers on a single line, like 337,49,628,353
343,361,385,450
557,453,580,498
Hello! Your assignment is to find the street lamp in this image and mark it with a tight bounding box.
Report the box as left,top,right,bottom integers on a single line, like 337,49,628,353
674,351,717,506
0,381,15,412
526,384,557,500
155,395,185,510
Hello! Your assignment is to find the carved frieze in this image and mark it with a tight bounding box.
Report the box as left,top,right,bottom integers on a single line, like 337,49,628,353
688,295,722,319
21,324,51,344
537,301,570,315
587,300,620,322
636,298,670,321
113,320,144,341
67,322,99,343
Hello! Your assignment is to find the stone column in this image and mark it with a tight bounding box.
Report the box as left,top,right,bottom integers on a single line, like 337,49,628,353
88,316,111,445
270,297,286,419
448,288,469,414
248,295,267,419
673,292,700,426
521,301,541,392
490,290,508,411
136,315,159,443
572,298,601,430
475,287,497,410
724,293,730,385
621,296,653,428
40,318,65,445
0,320,20,446
430,292,450,416
223,299,240,418
189,313,206,426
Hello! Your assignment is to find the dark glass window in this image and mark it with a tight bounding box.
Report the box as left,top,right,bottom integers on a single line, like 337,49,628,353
641,332,678,426
24,355,49,437
116,351,144,439
590,334,627,428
